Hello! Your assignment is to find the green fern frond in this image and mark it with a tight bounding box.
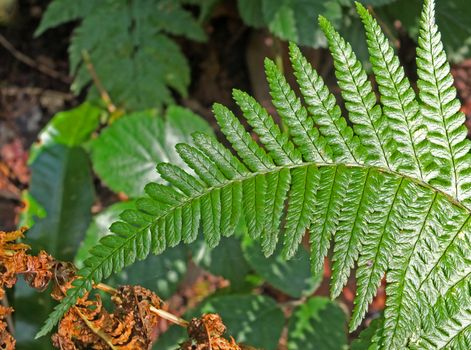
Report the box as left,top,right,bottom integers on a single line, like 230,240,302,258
356,2,428,180
264,58,332,163
416,0,471,203
330,167,370,298
288,42,361,164
319,15,390,168
233,89,302,165
39,1,471,348
411,277,471,349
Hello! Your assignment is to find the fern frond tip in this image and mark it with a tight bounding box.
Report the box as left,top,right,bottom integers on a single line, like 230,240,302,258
318,15,332,33
355,3,371,20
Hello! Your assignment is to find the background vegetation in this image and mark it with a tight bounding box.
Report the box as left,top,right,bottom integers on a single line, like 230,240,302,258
0,0,470,349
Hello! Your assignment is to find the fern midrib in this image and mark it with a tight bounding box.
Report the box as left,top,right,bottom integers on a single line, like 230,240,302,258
78,154,471,285
330,30,391,169
424,13,459,197
69,160,470,331
417,214,471,292
296,60,359,163
388,192,437,345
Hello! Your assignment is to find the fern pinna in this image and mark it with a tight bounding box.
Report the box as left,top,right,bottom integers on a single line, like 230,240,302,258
39,1,470,348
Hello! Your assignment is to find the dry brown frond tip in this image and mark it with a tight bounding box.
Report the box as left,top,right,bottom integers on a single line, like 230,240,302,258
52,284,163,350
179,313,242,350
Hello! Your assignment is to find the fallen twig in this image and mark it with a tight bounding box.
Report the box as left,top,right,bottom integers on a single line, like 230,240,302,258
0,34,71,84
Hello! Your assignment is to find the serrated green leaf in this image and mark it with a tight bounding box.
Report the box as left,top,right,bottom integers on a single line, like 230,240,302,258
357,2,427,179
289,42,361,163
265,57,332,163
415,0,471,203
34,0,94,36
38,0,206,109
320,15,390,167
238,0,265,28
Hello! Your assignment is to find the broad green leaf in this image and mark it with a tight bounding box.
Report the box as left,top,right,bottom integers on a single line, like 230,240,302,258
288,297,348,350
29,102,102,163
238,0,343,48
238,0,265,28
242,237,322,298
26,144,94,259
262,0,343,48
91,107,212,197
238,0,397,49
37,102,101,147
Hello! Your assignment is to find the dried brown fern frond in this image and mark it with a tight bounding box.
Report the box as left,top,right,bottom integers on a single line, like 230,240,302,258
0,228,253,350
52,282,163,350
0,288,14,350
0,227,54,290
180,313,242,350
0,228,55,349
